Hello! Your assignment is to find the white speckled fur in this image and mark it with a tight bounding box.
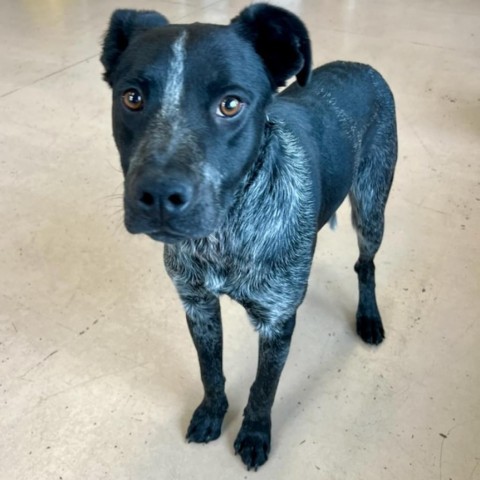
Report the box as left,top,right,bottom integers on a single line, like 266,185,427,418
164,120,316,339
162,30,187,119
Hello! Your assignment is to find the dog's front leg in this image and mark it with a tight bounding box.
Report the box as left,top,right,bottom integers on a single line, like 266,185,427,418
184,295,228,443
234,314,296,470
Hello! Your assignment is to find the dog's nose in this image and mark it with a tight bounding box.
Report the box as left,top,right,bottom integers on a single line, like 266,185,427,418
136,177,194,215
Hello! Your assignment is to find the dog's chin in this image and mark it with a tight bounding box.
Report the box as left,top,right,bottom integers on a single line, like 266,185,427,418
149,226,219,243
145,232,185,244
124,219,219,244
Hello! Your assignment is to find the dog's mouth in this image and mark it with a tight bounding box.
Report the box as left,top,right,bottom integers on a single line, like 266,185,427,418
124,218,191,243
124,208,220,244
145,229,189,244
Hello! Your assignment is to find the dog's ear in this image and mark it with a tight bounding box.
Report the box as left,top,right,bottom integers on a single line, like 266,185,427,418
231,3,311,88
101,9,169,86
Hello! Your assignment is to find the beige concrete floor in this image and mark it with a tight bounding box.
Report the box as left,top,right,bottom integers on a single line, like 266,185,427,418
0,0,479,479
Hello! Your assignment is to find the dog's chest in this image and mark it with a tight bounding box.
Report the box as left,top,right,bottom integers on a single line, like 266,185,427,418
202,266,229,297
167,236,259,299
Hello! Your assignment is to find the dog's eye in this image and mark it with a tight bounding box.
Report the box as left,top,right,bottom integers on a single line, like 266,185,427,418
217,96,244,118
122,89,144,111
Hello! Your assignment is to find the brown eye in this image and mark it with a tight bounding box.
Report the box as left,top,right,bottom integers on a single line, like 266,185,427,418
122,89,144,111
217,96,244,118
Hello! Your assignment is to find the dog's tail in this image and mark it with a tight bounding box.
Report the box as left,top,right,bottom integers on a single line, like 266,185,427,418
328,213,337,230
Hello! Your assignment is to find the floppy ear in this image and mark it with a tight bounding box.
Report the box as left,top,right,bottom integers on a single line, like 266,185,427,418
101,9,169,86
231,3,312,88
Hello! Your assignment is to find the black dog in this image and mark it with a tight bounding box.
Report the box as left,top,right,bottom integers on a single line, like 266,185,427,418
101,3,397,470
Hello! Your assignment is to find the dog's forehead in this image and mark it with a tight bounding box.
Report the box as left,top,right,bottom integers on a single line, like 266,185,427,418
140,23,249,55
126,23,264,85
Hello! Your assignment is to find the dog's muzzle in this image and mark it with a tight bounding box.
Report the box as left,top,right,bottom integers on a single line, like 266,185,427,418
123,165,219,243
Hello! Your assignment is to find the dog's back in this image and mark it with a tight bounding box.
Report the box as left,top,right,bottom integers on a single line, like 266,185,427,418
269,61,397,229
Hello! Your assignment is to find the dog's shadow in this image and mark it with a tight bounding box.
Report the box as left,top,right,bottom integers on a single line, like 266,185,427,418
272,280,358,435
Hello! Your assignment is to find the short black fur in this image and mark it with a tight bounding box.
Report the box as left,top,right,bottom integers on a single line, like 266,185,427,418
231,3,312,87
101,9,169,85
100,3,397,471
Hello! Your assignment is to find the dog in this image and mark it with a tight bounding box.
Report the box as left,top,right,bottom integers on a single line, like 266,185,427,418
101,3,397,470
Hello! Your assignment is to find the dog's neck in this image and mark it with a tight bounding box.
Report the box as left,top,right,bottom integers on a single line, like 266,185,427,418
171,119,316,263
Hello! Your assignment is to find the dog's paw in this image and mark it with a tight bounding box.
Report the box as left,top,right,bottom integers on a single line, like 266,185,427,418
357,314,385,345
186,396,228,444
234,419,271,471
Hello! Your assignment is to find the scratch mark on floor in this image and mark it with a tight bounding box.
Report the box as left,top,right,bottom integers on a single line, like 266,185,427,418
470,458,479,480
31,361,150,409
439,423,463,480
18,350,59,379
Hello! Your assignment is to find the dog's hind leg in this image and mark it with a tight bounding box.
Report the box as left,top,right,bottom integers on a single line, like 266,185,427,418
350,108,397,345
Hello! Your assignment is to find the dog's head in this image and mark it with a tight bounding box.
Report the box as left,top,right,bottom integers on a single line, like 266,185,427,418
101,3,311,243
